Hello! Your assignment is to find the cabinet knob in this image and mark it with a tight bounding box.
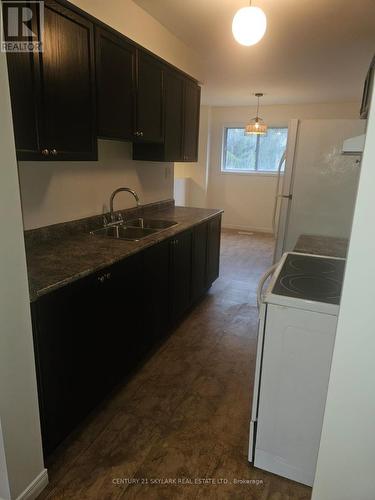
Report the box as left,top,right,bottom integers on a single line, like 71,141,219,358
98,272,111,283
41,149,49,156
50,148,58,156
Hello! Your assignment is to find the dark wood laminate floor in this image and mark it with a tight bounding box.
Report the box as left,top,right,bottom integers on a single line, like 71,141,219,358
38,230,312,500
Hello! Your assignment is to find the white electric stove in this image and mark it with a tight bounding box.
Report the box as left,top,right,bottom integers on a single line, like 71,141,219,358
249,252,346,487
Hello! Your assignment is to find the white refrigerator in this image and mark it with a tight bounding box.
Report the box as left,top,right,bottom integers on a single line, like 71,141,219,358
274,119,366,262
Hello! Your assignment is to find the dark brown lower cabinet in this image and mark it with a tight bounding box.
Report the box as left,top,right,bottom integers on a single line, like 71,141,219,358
32,253,143,456
170,230,193,323
32,216,221,457
191,221,209,302
207,215,222,286
142,240,170,343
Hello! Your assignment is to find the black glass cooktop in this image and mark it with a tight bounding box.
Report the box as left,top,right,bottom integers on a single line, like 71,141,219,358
272,254,346,305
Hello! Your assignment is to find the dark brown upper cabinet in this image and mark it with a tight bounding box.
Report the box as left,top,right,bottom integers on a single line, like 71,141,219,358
5,0,200,162
6,0,97,161
133,70,200,162
163,69,184,160
135,50,164,143
5,2,42,159
95,27,135,141
183,79,201,162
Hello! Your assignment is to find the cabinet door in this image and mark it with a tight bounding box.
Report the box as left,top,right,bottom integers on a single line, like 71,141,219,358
33,254,143,456
143,240,170,343
41,1,97,160
5,2,42,159
191,221,208,302
33,273,103,456
102,254,144,386
170,231,192,322
183,80,201,161
95,27,135,141
136,50,164,143
163,69,184,160
206,216,221,286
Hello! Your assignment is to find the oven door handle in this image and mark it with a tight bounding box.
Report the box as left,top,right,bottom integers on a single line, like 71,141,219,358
257,263,279,310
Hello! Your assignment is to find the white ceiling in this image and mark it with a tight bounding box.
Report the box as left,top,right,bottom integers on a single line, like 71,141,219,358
134,0,375,106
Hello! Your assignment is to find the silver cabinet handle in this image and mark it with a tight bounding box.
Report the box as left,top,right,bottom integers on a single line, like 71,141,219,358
50,148,58,156
41,149,49,156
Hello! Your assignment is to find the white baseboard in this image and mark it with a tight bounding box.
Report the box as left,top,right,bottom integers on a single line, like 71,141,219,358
222,223,273,234
16,469,48,500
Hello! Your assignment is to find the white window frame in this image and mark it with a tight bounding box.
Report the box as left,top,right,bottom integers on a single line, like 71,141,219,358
221,125,288,176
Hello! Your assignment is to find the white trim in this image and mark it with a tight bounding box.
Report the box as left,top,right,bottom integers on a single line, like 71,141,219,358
15,469,48,500
219,169,280,177
222,223,273,234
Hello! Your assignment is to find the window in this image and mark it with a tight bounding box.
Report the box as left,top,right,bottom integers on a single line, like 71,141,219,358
222,127,288,173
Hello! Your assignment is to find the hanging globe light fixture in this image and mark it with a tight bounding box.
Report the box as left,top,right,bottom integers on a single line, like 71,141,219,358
232,1,267,46
245,93,268,135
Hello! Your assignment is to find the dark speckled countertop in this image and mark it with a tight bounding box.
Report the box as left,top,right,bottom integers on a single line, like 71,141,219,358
294,234,348,258
25,203,223,302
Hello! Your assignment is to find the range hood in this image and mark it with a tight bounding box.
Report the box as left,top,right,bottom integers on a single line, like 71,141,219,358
342,134,366,155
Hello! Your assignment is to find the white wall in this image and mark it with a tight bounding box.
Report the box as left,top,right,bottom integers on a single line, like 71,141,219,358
19,141,173,230
209,102,360,232
0,52,46,500
176,102,360,232
311,91,375,500
174,178,190,206
174,106,212,207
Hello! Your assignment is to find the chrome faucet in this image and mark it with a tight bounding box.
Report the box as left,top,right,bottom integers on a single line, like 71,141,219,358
109,187,140,223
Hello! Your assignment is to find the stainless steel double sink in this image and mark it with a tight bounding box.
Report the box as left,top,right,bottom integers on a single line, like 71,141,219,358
91,217,178,241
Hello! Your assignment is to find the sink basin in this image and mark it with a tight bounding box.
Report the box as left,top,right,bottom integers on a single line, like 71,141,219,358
91,218,178,241
126,218,178,230
91,225,158,241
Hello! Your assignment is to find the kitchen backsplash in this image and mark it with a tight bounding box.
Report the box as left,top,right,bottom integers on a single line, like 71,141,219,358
18,139,174,230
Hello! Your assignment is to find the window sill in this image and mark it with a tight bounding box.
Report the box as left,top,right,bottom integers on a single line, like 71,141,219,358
220,169,283,177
